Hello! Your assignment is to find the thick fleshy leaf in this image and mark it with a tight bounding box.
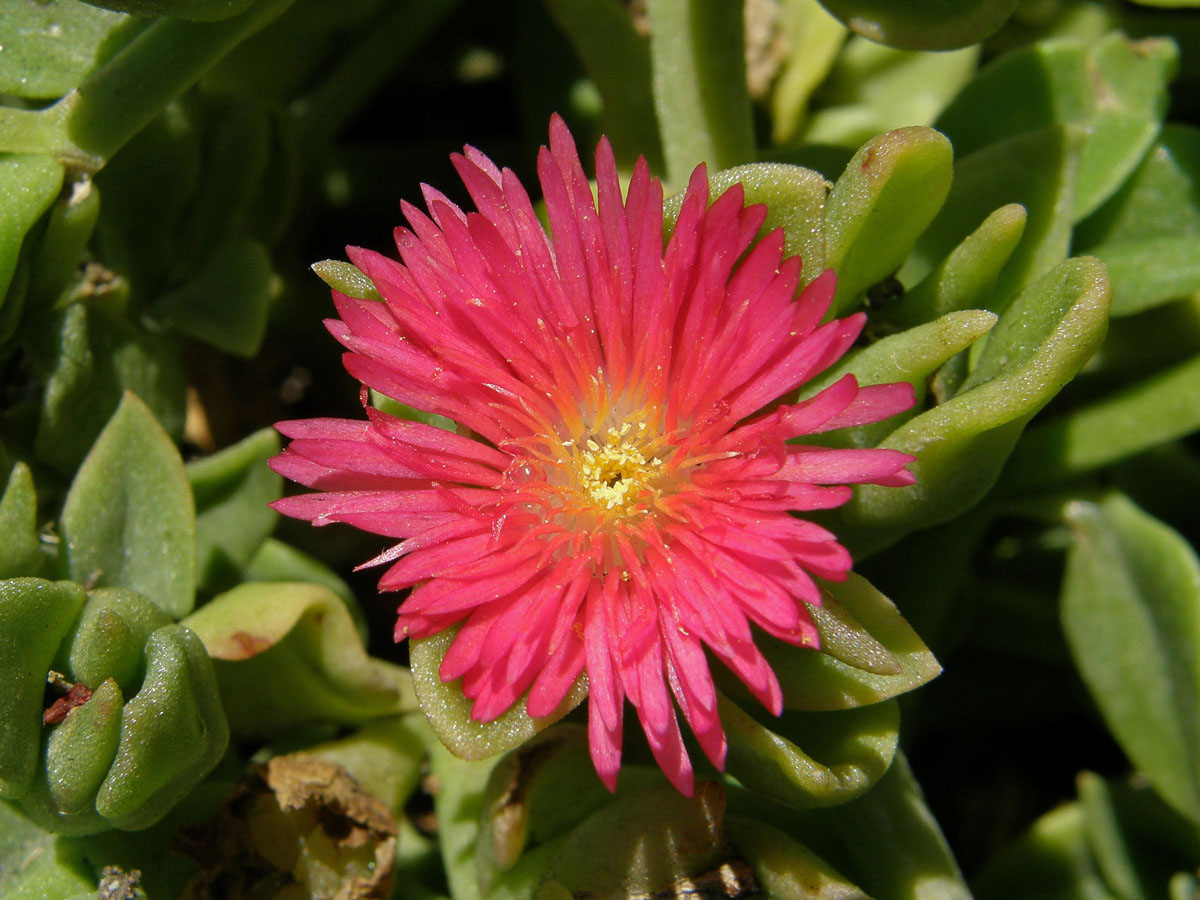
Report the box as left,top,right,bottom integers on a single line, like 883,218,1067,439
1076,772,1180,900
720,694,899,808
0,799,94,897
725,817,870,900
91,625,228,831
645,0,755,187
91,104,201,292
34,303,187,474
817,753,971,900
908,125,1079,314
187,427,281,593
20,620,228,835
0,578,86,800
834,256,1111,552
28,173,102,311
1075,125,1200,316
769,0,847,145
0,463,42,578
973,771,1200,900
664,162,829,285
888,203,1026,328
183,581,414,737
744,573,940,711
974,802,1116,900
936,34,1177,220
1062,494,1200,823
54,587,171,694
241,538,367,642
476,725,623,886
801,40,978,149
60,392,196,619
0,1,134,100
1003,352,1200,492
424,735,497,900
68,0,255,20
815,0,1019,50
0,155,64,304
549,780,728,896
803,309,997,448
173,99,271,263
42,679,124,820
147,238,274,357
823,126,953,313
410,625,588,761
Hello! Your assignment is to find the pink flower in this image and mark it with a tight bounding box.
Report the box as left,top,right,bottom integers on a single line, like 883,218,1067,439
271,116,916,796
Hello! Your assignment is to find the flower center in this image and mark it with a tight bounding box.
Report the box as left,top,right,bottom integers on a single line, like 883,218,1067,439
572,423,664,515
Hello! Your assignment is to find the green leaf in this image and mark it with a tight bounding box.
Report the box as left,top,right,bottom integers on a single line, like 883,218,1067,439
0,2,133,100
725,817,870,900
92,101,201,293
1077,773,1158,900
974,803,1117,900
425,736,494,900
833,256,1111,552
824,126,953,314
769,0,847,145
60,0,296,165
34,303,187,474
0,463,42,579
819,753,971,900
1062,494,1200,823
0,799,94,898
28,174,101,308
549,780,728,896
92,625,228,830
54,587,171,694
174,100,272,263
815,0,1019,50
241,538,367,641
742,573,940,711
908,125,1080,314
1003,352,1200,492
0,578,87,800
804,309,998,448
645,0,755,188
183,581,414,737
887,203,1026,328
935,34,1177,220
147,238,274,357
1074,34,1178,219
719,695,899,809
664,162,829,285
801,40,978,149
187,427,281,593
42,679,124,820
1076,125,1200,316
60,392,196,619
0,155,64,305
476,725,619,887
542,0,662,170
409,625,587,762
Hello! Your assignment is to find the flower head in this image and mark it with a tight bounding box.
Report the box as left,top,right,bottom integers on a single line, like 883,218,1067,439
271,116,916,795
